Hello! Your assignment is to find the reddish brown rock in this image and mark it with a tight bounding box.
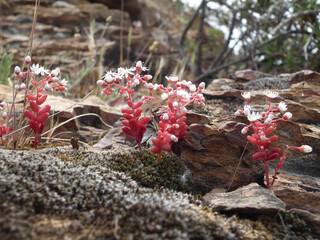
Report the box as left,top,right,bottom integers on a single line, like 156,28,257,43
204,183,286,215
229,69,271,82
179,119,265,193
272,173,320,234
289,70,320,85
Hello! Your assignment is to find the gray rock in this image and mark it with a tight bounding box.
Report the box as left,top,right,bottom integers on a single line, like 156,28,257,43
204,183,286,215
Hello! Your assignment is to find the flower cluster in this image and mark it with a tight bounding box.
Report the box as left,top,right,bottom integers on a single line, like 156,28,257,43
14,56,68,149
236,91,312,188
97,61,152,149
0,102,12,146
142,76,205,163
98,61,206,163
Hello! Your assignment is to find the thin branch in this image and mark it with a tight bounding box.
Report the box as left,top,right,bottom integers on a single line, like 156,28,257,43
271,10,316,34
194,30,311,84
180,0,204,47
195,0,206,75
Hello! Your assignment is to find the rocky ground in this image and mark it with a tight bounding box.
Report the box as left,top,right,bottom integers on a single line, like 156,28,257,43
0,149,317,239
1,0,320,239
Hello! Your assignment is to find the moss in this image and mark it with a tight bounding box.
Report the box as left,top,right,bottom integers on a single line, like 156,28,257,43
53,149,195,194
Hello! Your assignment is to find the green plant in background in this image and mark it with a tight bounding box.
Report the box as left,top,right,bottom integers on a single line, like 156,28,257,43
0,50,13,85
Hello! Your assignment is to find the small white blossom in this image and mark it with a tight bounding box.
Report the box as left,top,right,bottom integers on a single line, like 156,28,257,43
175,124,180,129
162,113,169,121
189,84,196,92
25,56,31,63
265,117,272,125
301,145,312,153
168,92,174,96
264,91,278,99
182,108,187,113
118,67,134,76
97,80,104,85
260,134,266,140
241,92,251,100
136,61,142,68
145,75,153,80
20,83,26,89
234,110,241,116
283,112,292,120
45,84,51,90
247,112,261,122
170,135,178,142
177,90,190,98
161,93,168,100
199,82,205,89
60,79,68,86
1,101,5,106
146,83,154,89
243,105,251,116
165,76,179,82
2,112,7,117
14,66,20,73
172,101,179,107
134,79,140,85
14,85,19,90
51,68,60,77
278,101,287,112
241,127,248,134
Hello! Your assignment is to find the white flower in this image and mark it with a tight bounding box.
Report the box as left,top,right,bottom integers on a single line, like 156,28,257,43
283,112,292,120
243,105,251,116
300,145,312,153
170,135,178,142
14,66,20,73
161,93,168,100
118,67,134,76
136,61,142,68
278,101,287,112
53,77,59,82
172,101,178,107
165,76,179,82
177,90,190,98
14,85,19,90
175,124,180,129
182,108,187,113
97,80,104,85
162,113,169,121
51,68,60,77
30,64,49,76
134,79,140,85
20,83,26,89
2,112,7,117
199,82,205,89
25,56,31,63
146,83,154,89
189,84,196,92
234,110,241,116
264,91,278,99
45,84,51,90
241,92,251,100
265,117,272,125
60,79,68,86
145,75,152,80
1,101,5,106
260,134,266,140
168,91,174,96
247,112,261,122
241,127,248,134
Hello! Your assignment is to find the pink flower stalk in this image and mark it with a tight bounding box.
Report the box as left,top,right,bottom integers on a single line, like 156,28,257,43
0,106,12,146
97,61,151,150
143,77,206,164
14,56,68,149
236,91,312,189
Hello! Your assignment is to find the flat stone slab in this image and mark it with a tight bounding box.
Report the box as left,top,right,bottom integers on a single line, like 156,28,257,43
204,183,286,215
